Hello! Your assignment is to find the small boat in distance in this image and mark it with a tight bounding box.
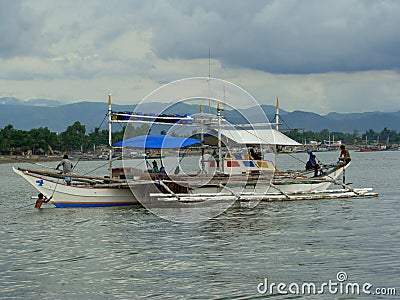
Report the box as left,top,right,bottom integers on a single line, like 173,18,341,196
355,135,396,152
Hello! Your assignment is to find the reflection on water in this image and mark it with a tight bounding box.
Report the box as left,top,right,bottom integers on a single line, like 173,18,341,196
0,151,399,299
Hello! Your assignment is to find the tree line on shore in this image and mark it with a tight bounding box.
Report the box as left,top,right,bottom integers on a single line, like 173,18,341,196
1,122,399,155
0,122,149,155
284,128,400,145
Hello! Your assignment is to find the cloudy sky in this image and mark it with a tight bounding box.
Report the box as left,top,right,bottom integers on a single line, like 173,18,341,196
1,0,400,114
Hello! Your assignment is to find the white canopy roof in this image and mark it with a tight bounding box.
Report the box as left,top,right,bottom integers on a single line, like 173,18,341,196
219,129,301,146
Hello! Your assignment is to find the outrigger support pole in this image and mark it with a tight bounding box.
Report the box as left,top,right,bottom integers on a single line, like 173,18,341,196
343,168,346,184
269,182,291,200
324,164,360,195
218,183,241,201
157,179,181,201
328,178,360,196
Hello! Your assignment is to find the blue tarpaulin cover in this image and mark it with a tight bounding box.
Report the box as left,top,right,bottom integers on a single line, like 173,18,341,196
113,134,202,149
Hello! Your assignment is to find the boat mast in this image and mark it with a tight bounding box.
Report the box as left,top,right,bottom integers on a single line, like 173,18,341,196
275,97,279,131
108,93,113,178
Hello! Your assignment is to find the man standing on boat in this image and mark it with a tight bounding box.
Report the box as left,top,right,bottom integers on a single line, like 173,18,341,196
339,145,351,165
56,154,74,186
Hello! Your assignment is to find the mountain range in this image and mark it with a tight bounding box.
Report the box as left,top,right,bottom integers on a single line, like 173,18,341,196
1,97,399,133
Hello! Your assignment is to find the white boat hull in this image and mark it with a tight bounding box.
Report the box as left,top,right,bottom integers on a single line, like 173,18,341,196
13,167,139,207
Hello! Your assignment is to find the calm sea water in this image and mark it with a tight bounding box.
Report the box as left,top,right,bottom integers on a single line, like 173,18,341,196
0,151,399,299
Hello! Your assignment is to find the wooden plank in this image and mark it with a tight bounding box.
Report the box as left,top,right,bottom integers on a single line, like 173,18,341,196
18,167,126,183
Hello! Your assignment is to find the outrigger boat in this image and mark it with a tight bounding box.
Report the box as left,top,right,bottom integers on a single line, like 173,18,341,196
13,95,378,208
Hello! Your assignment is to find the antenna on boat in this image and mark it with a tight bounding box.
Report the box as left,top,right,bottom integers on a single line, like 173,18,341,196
108,93,112,146
200,103,205,173
108,93,113,178
222,85,226,112
208,48,211,79
217,101,222,173
275,97,279,131
208,48,211,114
200,103,204,142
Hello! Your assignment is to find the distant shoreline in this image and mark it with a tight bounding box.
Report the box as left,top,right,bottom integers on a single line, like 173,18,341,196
0,156,61,165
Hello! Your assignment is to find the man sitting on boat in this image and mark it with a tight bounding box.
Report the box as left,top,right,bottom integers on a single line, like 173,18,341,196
159,167,167,174
152,160,159,173
56,154,74,186
249,147,261,160
339,145,351,165
306,152,320,177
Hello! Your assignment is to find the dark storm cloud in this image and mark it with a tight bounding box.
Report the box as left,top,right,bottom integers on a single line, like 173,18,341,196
0,1,47,58
145,0,400,74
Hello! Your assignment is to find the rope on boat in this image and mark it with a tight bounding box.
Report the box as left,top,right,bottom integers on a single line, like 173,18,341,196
282,151,308,164
49,177,61,199
97,113,108,131
10,157,57,170
82,154,123,176
71,156,82,172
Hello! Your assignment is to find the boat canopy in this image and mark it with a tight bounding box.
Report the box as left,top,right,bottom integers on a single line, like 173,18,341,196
113,134,203,149
217,129,301,146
